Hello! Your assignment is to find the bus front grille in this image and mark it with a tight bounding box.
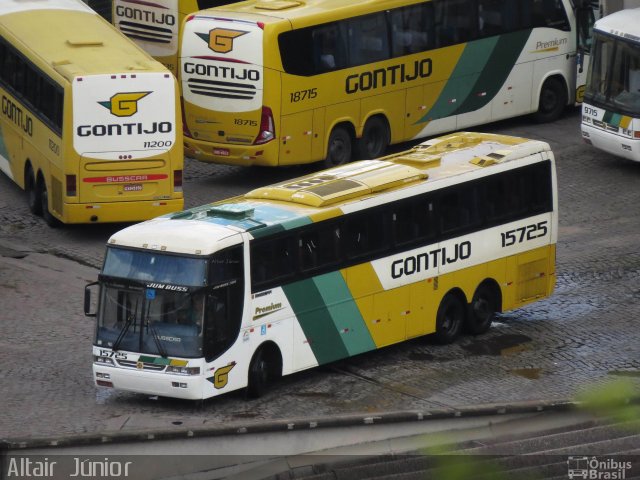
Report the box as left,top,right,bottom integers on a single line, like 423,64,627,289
117,359,166,371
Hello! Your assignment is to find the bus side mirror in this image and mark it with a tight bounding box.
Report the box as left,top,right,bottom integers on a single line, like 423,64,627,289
84,281,98,317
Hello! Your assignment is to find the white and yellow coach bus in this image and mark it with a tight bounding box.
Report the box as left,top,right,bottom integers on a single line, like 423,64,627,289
180,0,583,167
0,0,183,226
86,131,557,400
112,0,242,74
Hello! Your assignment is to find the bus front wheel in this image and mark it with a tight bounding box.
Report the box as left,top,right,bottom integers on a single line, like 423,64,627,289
434,293,465,344
324,127,352,168
356,116,389,159
246,348,271,399
534,77,567,123
26,166,42,216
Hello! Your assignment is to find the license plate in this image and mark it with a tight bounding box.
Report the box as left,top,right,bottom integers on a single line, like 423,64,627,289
123,184,143,192
213,148,230,156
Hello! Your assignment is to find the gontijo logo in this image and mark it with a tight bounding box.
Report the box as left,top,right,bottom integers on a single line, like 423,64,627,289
197,28,247,53
99,91,151,117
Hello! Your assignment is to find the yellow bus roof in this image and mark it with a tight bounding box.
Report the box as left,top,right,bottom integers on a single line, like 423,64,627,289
0,0,163,80
198,0,427,26
109,132,551,254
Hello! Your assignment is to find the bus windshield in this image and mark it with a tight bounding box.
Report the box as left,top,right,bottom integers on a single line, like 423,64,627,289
585,33,640,116
96,285,205,358
97,247,208,357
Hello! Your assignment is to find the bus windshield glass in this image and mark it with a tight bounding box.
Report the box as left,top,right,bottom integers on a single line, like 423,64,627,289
585,33,640,115
96,286,206,358
102,247,207,286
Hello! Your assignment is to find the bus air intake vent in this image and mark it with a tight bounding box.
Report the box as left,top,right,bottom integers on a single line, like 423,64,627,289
188,78,256,100
117,21,172,45
207,204,255,218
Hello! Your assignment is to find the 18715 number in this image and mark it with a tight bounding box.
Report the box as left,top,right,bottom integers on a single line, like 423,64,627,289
290,88,317,103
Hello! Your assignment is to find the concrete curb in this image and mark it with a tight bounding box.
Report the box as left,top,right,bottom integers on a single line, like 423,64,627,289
1,398,577,451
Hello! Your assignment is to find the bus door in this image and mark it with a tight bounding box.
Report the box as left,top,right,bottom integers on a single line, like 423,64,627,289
72,73,177,204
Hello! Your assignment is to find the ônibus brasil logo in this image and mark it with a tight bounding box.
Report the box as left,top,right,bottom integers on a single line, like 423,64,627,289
98,92,151,117
196,28,247,53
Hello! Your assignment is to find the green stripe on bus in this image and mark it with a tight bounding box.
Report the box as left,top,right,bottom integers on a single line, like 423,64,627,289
454,30,532,115
283,279,349,364
418,30,532,123
313,272,376,356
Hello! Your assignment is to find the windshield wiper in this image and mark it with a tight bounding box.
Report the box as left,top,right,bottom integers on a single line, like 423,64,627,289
144,302,168,358
112,299,139,352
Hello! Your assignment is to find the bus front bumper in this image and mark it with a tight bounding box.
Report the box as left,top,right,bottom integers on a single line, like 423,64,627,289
63,198,184,224
581,124,640,162
93,365,205,400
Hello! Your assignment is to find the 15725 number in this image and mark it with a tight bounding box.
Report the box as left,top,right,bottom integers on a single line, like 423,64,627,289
501,221,548,248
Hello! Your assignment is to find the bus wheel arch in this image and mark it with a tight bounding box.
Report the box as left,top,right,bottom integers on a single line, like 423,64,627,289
356,114,390,160
467,279,502,335
324,122,355,168
434,289,466,344
534,75,568,123
24,162,42,216
246,341,282,399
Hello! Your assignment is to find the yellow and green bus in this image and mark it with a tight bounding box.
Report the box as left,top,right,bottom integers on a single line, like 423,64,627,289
180,0,582,167
0,0,184,226
112,0,242,74
86,131,557,400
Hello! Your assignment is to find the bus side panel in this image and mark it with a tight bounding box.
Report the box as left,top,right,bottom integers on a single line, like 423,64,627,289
279,110,313,165
360,90,405,145
503,244,556,311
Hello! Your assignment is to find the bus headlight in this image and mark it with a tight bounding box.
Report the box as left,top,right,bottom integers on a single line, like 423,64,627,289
166,366,200,375
93,355,115,366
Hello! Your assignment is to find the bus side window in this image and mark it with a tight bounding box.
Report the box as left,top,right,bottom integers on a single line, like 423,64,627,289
439,187,480,235
299,224,341,272
346,12,390,66
344,211,389,259
251,236,294,290
390,4,433,57
393,199,434,246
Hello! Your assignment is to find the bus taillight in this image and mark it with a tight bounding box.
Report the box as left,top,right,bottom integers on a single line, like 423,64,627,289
254,106,275,145
174,169,183,192
66,175,77,197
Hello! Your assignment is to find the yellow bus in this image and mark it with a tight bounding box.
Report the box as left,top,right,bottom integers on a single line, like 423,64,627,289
0,0,184,226
112,0,242,74
86,131,557,400
179,0,581,167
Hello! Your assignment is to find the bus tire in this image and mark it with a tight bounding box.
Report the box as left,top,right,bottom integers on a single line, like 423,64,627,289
25,165,42,216
356,116,389,159
434,293,465,344
246,348,271,399
534,76,567,123
467,282,499,335
324,127,352,168
39,178,61,228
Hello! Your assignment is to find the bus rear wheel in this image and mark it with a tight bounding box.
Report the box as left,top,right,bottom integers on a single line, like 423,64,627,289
356,116,389,159
26,166,42,216
39,179,61,228
324,127,352,168
434,293,465,344
534,77,567,123
467,283,498,335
